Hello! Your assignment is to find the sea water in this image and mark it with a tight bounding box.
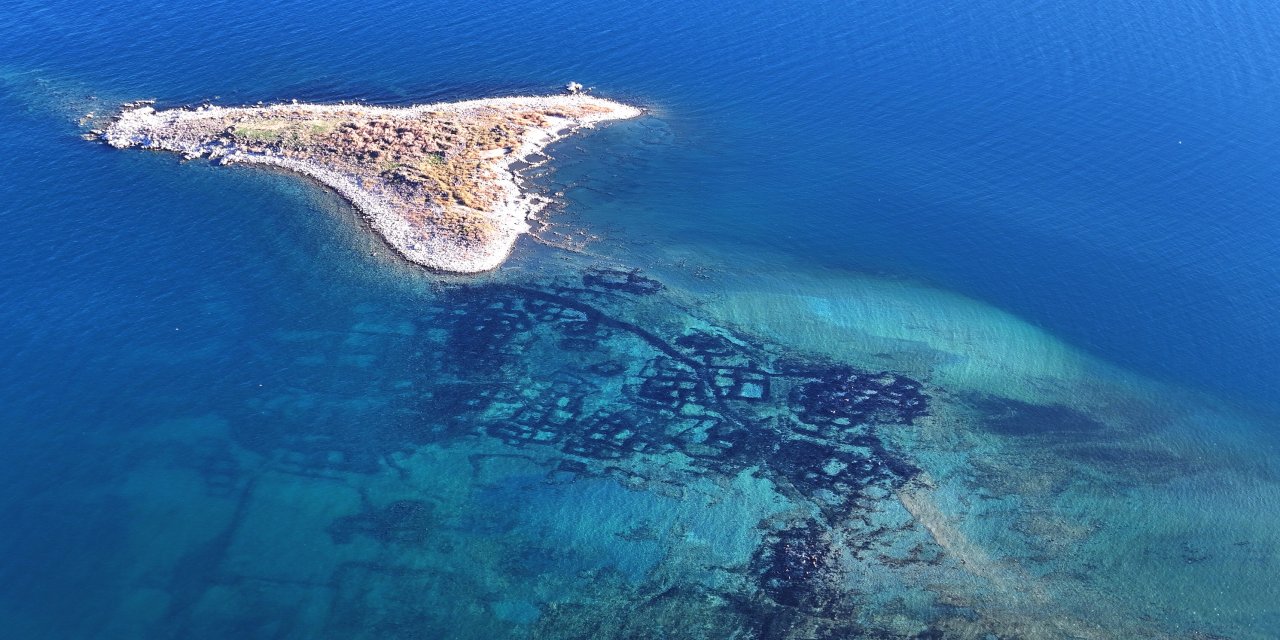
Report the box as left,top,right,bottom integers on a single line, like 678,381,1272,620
1,0,1278,637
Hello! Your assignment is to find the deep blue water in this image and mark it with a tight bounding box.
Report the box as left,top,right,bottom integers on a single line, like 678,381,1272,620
4,0,1278,406
1,0,1279,638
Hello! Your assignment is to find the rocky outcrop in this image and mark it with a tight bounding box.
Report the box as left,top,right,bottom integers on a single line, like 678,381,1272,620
103,95,642,272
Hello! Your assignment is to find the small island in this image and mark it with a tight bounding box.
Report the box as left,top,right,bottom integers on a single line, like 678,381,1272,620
103,93,642,272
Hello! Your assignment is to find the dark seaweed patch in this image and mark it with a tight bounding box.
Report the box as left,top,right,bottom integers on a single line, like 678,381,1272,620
675,329,759,369
439,295,534,374
582,268,663,295
712,366,771,402
633,357,704,410
563,409,673,459
753,523,836,609
674,331,736,359
790,368,928,428
587,360,626,377
970,396,1104,437
769,436,917,523
240,269,941,638
328,499,436,546
419,281,929,528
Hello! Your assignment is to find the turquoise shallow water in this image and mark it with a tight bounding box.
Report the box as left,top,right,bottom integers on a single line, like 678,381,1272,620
2,0,1280,638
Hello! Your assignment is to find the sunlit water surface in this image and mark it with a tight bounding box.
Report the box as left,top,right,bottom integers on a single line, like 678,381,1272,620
1,0,1278,637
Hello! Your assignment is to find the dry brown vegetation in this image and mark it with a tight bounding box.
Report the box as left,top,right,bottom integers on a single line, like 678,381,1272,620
203,104,596,238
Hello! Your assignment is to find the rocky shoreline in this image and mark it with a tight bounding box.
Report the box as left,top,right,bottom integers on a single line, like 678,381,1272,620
102,94,643,273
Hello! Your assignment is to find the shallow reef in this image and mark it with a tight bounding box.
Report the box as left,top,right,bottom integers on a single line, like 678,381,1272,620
114,264,1247,640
